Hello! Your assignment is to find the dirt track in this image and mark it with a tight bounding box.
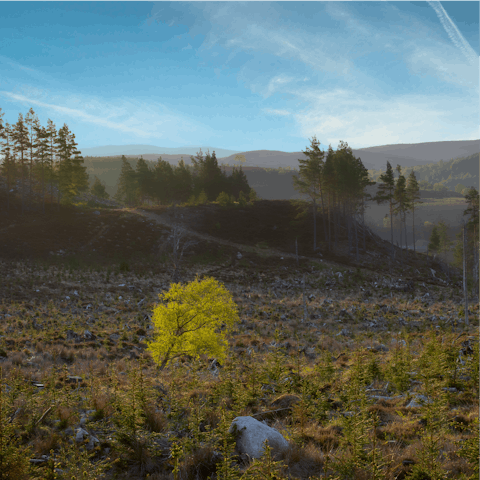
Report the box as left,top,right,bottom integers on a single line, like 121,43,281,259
129,207,329,265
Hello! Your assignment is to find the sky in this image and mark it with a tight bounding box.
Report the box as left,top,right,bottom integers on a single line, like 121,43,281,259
0,1,478,153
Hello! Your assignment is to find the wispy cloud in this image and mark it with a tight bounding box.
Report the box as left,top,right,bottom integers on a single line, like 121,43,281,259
427,1,478,66
0,89,209,143
291,87,476,148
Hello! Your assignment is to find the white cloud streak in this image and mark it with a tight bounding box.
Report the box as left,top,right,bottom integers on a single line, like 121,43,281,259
427,1,478,66
0,89,209,144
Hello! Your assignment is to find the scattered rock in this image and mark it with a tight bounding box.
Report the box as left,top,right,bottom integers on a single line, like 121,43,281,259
84,330,96,341
229,416,290,460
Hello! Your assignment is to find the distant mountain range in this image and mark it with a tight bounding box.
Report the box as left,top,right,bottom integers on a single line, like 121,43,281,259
80,140,479,172
81,144,241,159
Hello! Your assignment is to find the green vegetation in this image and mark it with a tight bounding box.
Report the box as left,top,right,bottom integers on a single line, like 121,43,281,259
147,277,239,371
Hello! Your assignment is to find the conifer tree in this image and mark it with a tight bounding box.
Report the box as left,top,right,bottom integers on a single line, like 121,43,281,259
406,170,422,253
135,156,152,204
393,166,411,252
0,117,17,212
11,113,29,214
33,124,50,214
172,157,193,203
228,165,250,200
55,124,87,204
373,161,396,261
152,157,174,205
293,136,325,251
45,119,57,206
90,176,109,199
115,156,137,206
24,108,39,205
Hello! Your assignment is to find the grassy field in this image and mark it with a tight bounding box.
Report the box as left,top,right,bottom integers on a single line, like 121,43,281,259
0,200,478,480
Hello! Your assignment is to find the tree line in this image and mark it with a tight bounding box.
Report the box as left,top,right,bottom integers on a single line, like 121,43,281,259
293,137,479,279
0,107,89,214
114,149,253,206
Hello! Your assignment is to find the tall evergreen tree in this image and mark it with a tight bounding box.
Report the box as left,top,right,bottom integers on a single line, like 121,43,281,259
11,113,29,214
393,165,411,252
406,170,422,253
90,176,109,199
135,156,152,204
323,145,337,249
25,108,40,205
192,150,226,201
55,124,87,204
33,124,50,214
0,115,17,212
45,119,58,206
228,165,250,200
172,158,193,203
115,156,137,206
293,136,325,251
152,157,174,205
373,161,396,261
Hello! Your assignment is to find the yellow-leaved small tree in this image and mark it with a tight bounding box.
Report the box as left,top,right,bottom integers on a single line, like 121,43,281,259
147,276,239,371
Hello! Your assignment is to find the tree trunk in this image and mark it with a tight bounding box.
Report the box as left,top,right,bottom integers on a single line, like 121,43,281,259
313,198,317,252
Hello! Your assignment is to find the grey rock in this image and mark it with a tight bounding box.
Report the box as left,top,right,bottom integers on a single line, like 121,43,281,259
406,394,431,409
84,330,96,341
75,427,89,443
229,416,289,459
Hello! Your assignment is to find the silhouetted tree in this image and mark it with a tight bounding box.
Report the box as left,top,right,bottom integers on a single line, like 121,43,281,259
293,136,325,251
406,170,422,253
172,157,193,203
152,157,174,205
90,176,109,199
374,161,396,261
115,156,137,206
12,113,29,214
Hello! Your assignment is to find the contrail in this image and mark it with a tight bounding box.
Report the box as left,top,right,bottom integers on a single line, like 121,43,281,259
427,1,478,66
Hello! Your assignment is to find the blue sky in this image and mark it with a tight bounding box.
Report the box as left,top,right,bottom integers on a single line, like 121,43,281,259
0,1,478,153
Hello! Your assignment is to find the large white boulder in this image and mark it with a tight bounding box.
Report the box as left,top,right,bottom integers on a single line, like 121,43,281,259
229,416,290,459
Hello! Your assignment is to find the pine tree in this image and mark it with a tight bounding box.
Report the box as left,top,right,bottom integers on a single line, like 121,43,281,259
115,156,137,206
406,170,423,254
11,113,29,214
393,166,411,252
373,161,396,261
172,158,193,203
135,156,152,204
33,124,50,214
293,136,325,251
90,176,109,199
24,108,39,206
152,157,174,205
192,150,226,201
0,118,17,212
227,165,250,200
45,119,57,206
